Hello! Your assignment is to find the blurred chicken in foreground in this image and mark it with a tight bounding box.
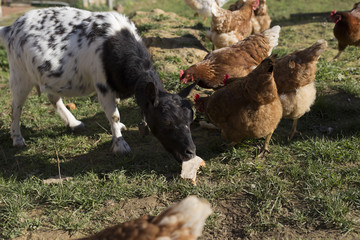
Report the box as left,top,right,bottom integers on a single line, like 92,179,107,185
330,2,360,59
194,58,282,156
180,25,280,89
76,196,212,240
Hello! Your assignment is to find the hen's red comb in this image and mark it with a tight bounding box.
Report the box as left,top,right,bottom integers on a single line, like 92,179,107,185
180,69,184,78
194,94,200,102
223,73,230,85
331,9,337,17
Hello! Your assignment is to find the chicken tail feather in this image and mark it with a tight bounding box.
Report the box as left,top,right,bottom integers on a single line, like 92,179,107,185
293,39,328,63
305,39,328,59
262,25,281,50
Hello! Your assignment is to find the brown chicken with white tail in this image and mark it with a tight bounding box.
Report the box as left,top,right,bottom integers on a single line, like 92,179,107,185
180,25,280,89
194,58,282,156
274,39,328,140
206,0,259,49
76,196,212,240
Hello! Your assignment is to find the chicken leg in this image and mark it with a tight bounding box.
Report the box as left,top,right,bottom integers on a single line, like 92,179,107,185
288,118,300,140
257,132,273,158
333,50,343,60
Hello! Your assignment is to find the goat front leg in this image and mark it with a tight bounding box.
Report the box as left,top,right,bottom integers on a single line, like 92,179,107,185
96,90,131,155
47,94,85,131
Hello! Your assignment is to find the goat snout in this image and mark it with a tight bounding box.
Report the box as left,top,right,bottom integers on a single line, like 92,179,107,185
184,147,196,160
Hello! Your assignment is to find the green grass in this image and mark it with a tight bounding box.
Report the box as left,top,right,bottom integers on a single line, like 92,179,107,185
0,0,360,239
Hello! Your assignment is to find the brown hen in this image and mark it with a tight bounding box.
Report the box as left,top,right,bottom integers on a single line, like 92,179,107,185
229,0,271,33
76,196,212,240
194,58,282,156
330,3,360,59
180,25,280,89
274,39,328,140
206,0,259,49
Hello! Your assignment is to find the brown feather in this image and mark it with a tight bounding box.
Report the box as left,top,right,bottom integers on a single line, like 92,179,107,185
208,0,258,49
274,40,327,94
200,58,282,143
229,0,271,33
181,28,278,89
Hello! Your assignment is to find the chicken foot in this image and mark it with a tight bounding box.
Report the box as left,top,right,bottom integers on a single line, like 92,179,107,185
257,132,273,158
288,118,300,140
333,50,343,60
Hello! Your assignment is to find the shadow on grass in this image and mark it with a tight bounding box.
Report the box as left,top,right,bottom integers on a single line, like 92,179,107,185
0,104,223,181
143,34,209,52
275,91,360,145
0,129,177,180
272,11,332,27
0,91,359,181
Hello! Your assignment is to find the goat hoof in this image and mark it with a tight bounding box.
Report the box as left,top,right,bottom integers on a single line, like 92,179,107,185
71,122,86,132
112,137,131,155
13,137,26,147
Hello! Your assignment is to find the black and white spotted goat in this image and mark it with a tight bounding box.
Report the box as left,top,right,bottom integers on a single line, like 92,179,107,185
0,7,197,163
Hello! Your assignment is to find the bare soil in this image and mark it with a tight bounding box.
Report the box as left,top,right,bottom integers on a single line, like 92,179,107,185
1,5,32,18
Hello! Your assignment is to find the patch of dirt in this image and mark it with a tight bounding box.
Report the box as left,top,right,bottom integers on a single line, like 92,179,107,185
16,230,73,240
1,5,32,18
15,194,360,240
15,196,168,240
131,9,209,73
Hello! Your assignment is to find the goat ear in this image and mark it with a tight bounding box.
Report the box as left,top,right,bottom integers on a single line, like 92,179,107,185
146,82,159,107
178,81,198,98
